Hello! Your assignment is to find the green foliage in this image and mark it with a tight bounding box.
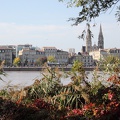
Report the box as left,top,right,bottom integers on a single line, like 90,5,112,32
59,0,120,24
78,23,94,40
0,89,9,98
116,6,120,22
51,61,91,109
27,66,63,100
13,57,21,67
72,60,84,73
35,57,47,66
59,0,120,41
1,56,120,119
0,60,6,80
47,56,56,63
99,55,120,74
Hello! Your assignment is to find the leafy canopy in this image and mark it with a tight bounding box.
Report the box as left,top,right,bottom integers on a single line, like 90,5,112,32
47,56,56,63
13,57,21,67
59,0,120,24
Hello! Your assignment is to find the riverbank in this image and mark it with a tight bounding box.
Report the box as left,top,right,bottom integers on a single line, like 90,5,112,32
3,67,95,71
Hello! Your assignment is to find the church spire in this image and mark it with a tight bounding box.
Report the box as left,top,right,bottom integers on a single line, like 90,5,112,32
98,24,104,49
100,24,102,33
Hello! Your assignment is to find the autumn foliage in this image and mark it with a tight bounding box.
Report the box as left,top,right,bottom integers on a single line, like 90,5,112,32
0,56,120,119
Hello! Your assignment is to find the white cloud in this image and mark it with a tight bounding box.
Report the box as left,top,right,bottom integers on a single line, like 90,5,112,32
0,22,119,53
0,22,84,50
0,22,66,34
0,22,67,37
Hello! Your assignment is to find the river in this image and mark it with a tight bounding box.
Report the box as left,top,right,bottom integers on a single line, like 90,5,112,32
0,71,72,89
0,71,108,90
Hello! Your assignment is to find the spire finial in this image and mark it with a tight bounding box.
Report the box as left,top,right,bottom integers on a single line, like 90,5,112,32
100,24,103,34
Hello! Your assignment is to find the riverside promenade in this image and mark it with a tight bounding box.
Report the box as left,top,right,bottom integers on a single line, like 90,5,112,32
3,67,95,71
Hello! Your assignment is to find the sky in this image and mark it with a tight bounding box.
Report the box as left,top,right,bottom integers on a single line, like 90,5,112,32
0,0,120,53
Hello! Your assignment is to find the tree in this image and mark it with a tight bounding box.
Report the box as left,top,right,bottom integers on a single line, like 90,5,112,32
116,6,120,21
47,56,56,63
13,57,21,67
59,0,120,24
35,57,47,66
41,57,47,64
24,59,28,66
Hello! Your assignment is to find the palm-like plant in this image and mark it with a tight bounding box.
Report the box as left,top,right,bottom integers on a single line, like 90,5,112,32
51,61,91,109
27,65,63,100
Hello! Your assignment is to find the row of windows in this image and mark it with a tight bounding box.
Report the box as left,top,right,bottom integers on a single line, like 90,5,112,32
83,60,93,63
57,53,68,55
83,56,92,59
5,58,11,61
44,50,57,52
110,50,120,53
36,52,45,55
56,56,68,59
24,59,35,62
0,50,12,52
23,57,35,59
5,54,11,56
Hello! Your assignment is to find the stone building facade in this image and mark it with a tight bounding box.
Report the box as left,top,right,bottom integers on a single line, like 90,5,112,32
89,48,120,61
0,46,13,66
86,24,104,53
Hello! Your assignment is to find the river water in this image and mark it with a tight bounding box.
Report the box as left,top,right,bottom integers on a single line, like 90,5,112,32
0,71,73,89
0,71,108,90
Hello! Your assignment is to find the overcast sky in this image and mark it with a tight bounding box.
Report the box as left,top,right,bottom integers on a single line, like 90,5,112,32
0,0,120,53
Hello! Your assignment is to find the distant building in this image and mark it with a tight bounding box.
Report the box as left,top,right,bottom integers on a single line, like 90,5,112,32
89,48,120,61
0,46,13,66
82,54,94,67
69,48,76,56
81,46,86,53
70,54,83,64
56,50,69,64
42,47,69,64
42,47,57,58
107,48,120,58
98,25,104,49
16,44,32,57
85,24,104,53
89,49,107,61
69,52,94,67
86,25,92,53
18,48,45,66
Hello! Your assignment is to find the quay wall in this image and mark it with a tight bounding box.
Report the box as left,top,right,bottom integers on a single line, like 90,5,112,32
3,67,95,71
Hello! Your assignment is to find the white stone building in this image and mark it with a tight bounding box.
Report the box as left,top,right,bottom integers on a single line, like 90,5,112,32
42,47,57,58
56,50,69,64
16,44,32,57
42,47,69,64
86,24,104,53
19,48,45,66
89,48,120,61
107,48,120,58
82,54,94,67
69,48,76,56
69,53,94,67
89,49,107,61
0,46,13,66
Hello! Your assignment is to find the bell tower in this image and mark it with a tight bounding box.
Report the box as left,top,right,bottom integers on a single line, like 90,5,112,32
86,25,92,53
